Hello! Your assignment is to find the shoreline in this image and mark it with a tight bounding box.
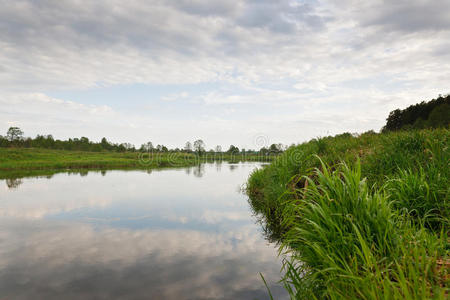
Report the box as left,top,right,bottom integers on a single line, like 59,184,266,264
0,148,274,179
246,128,449,298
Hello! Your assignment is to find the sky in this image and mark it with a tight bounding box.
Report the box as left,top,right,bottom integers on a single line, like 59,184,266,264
1,0,449,150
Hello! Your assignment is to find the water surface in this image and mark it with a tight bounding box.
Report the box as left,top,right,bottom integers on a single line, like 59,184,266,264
0,162,287,299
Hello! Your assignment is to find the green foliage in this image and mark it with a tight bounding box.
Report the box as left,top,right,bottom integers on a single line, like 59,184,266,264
428,103,450,128
1,128,285,157
193,139,206,155
383,94,449,131
246,128,449,299
385,168,449,229
280,162,446,298
6,127,24,142
227,145,240,154
281,163,448,299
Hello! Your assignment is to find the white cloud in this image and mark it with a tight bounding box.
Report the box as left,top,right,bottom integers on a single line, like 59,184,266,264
0,0,448,146
161,91,190,102
0,219,286,299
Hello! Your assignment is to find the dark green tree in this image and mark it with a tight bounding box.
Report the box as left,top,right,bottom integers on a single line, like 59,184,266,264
193,139,205,155
227,145,239,154
383,94,449,131
6,127,23,142
427,103,449,128
184,141,192,153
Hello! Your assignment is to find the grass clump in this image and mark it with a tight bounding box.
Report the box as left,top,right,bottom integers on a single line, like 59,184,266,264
280,161,447,299
246,129,449,299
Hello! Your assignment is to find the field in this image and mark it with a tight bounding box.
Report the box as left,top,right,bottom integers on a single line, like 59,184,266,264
246,129,449,299
0,148,273,179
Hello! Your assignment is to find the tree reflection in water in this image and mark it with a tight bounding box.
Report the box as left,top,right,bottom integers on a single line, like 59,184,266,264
229,164,239,172
193,164,205,178
6,178,23,190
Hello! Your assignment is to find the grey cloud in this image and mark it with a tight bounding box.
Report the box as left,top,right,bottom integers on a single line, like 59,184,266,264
0,0,449,145
433,42,450,57
168,0,239,17
0,0,331,90
0,1,206,54
0,0,324,55
0,220,287,300
361,0,450,33
236,0,326,33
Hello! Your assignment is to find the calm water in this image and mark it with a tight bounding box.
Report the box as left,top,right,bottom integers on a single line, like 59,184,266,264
0,162,287,300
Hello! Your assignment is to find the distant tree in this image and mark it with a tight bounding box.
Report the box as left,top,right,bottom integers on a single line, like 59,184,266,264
42,134,55,148
117,144,126,152
269,143,284,154
78,137,90,151
427,103,449,128
193,139,205,155
227,145,239,154
413,118,427,129
383,94,449,131
0,126,294,157
384,109,403,131
156,144,168,152
119,143,134,152
0,135,9,147
91,143,103,152
140,141,154,151
0,130,147,152
23,137,32,148
260,147,268,155
362,130,376,135
101,137,111,150
184,141,192,153
6,127,23,142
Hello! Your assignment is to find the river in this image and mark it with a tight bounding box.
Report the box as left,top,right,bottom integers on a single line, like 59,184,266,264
0,162,287,299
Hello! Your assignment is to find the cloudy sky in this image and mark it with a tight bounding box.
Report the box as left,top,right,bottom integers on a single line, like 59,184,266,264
1,0,449,149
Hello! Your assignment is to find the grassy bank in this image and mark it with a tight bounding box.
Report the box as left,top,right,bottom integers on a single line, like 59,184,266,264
246,129,449,299
0,148,274,179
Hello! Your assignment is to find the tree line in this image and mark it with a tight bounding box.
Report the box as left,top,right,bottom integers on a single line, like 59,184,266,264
0,127,285,155
382,94,449,132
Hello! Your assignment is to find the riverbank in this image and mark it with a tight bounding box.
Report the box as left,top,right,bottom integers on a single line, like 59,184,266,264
246,129,449,299
0,148,274,179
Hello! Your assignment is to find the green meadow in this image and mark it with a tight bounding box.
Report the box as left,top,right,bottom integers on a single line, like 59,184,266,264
246,128,449,299
0,147,273,179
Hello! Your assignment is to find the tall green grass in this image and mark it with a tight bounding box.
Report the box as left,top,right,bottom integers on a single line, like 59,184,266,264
246,129,449,299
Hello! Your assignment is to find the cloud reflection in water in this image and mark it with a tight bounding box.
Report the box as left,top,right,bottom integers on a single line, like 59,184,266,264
0,163,287,299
